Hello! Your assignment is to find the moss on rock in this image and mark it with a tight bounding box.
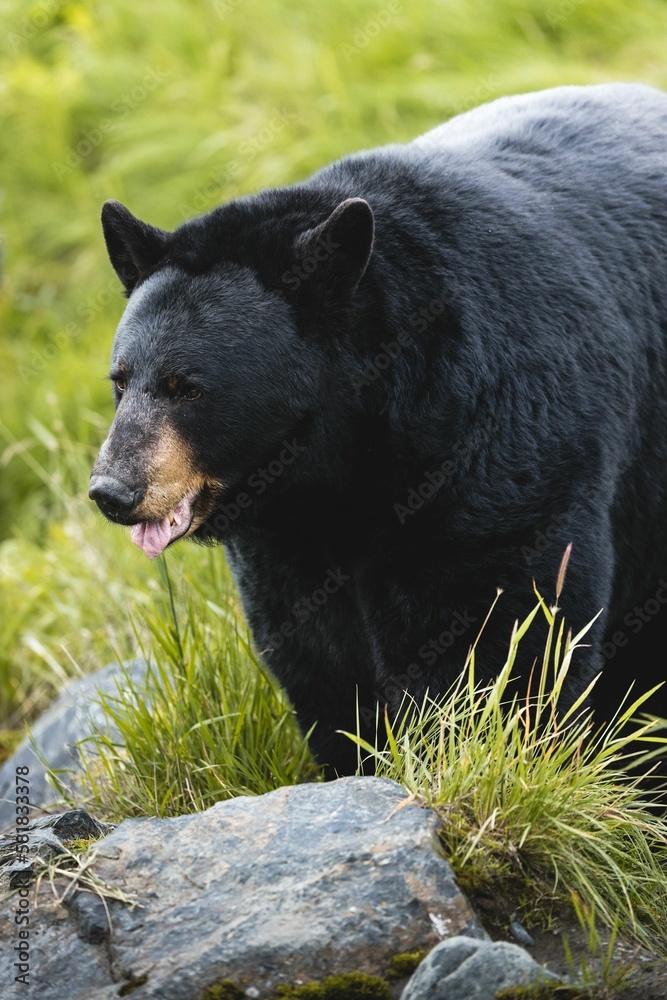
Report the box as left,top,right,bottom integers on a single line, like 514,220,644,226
274,971,391,999
386,950,427,979
200,981,245,1000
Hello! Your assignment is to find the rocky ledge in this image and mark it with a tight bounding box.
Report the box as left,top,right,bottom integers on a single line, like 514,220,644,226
0,775,558,999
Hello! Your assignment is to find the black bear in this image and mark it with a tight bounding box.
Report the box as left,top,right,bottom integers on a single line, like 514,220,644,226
90,83,667,778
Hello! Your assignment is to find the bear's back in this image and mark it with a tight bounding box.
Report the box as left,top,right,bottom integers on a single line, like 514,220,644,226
316,83,667,234
310,82,667,253
409,82,667,166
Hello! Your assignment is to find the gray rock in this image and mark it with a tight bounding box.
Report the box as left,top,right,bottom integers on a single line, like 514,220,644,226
0,809,114,891
400,936,561,999
27,808,111,842
0,660,149,830
2,826,65,890
0,776,487,999
66,890,113,944
509,919,535,947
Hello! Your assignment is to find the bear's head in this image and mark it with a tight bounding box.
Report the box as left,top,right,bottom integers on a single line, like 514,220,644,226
89,195,376,556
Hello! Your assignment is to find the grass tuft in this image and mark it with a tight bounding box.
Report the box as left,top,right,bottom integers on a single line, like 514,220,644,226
344,569,667,957
65,558,320,820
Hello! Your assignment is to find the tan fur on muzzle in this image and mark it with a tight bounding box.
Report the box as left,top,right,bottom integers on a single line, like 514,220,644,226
132,422,222,532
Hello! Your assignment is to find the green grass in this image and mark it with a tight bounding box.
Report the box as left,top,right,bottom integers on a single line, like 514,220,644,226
0,410,172,725
62,557,320,818
3,1,667,984
344,557,667,958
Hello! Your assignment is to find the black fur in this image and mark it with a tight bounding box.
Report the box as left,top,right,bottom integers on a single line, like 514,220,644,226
93,83,667,777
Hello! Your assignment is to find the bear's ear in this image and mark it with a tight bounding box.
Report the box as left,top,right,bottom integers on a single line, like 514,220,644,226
101,200,170,295
293,198,374,307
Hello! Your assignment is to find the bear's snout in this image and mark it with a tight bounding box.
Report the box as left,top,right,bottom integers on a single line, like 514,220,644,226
89,475,144,523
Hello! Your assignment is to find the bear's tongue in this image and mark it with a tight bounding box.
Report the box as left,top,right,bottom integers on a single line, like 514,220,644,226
130,494,194,558
130,518,172,559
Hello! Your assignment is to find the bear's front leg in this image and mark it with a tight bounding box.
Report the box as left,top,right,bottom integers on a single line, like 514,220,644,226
224,530,378,777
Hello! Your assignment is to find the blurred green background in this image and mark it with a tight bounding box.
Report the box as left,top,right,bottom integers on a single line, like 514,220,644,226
2,0,667,736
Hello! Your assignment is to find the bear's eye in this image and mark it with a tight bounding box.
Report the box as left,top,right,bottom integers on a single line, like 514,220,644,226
183,385,202,400
115,378,126,392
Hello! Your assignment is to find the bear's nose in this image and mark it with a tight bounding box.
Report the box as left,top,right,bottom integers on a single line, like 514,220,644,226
89,475,140,519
